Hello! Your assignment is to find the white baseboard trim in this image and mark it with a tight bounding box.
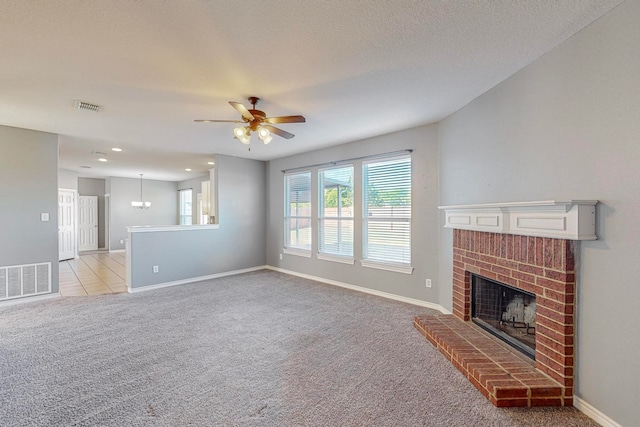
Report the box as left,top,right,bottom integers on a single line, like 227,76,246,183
265,267,624,425
574,396,622,427
265,266,451,314
109,249,126,254
127,266,268,293
0,292,60,308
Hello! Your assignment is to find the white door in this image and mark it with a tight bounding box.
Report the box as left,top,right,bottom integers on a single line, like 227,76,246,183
78,195,98,251
58,189,76,261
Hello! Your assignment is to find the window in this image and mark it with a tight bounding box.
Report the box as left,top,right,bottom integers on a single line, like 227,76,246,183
363,155,411,269
179,189,193,225
318,165,354,260
284,171,312,253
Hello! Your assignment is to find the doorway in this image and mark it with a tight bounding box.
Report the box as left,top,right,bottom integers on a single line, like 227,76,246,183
58,188,76,261
78,195,98,251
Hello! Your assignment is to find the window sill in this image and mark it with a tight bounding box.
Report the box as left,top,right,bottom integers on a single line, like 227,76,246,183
283,248,312,258
360,260,414,275
317,253,355,265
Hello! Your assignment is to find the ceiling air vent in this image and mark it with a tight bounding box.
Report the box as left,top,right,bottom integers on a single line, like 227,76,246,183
74,100,102,112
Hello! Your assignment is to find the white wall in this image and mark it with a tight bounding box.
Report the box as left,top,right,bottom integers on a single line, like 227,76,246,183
0,125,59,293
437,1,639,425
58,169,78,190
266,125,440,302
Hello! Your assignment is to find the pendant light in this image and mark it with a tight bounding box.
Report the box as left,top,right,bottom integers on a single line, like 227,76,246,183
131,173,151,209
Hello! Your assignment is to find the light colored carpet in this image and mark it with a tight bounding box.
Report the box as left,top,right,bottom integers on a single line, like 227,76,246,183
0,270,598,426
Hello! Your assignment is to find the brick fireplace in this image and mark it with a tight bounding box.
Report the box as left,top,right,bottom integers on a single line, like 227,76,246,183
414,201,596,407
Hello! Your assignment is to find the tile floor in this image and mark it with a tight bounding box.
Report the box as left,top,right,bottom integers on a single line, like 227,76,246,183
59,252,128,296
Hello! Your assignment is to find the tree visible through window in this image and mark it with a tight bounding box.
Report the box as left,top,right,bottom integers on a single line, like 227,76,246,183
363,156,411,265
284,172,311,251
319,165,354,258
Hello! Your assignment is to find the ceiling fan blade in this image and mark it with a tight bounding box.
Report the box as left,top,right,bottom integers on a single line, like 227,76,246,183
229,101,255,121
263,125,295,139
264,115,306,124
194,119,244,123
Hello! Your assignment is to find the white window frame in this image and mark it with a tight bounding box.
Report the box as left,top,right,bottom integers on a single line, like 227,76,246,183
284,171,312,256
179,188,193,225
362,154,413,274
318,165,355,264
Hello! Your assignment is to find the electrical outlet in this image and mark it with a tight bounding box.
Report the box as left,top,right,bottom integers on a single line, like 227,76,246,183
153,265,159,273
120,239,124,244
425,278,432,288
280,254,283,260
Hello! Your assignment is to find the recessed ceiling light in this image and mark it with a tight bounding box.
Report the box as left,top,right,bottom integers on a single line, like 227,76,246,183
185,168,192,172
112,148,123,152
98,158,108,162
208,161,215,165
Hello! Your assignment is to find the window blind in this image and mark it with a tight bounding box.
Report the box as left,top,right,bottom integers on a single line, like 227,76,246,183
284,172,312,251
363,156,411,265
318,165,354,258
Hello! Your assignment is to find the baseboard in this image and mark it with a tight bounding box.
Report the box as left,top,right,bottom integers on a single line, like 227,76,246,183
265,266,625,425
128,266,268,293
0,292,60,308
128,265,450,315
109,249,126,254
265,265,451,314
573,396,622,427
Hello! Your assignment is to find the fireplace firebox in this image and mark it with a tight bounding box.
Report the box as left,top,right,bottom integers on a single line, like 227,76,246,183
472,274,536,359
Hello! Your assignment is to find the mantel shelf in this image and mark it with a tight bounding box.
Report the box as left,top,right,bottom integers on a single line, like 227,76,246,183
438,200,598,240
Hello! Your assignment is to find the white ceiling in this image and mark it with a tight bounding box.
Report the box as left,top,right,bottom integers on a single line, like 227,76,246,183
0,0,622,181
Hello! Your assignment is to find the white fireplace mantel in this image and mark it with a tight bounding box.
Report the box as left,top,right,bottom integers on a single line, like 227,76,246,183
438,200,598,240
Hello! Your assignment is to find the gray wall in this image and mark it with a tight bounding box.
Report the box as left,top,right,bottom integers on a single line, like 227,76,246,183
177,174,210,224
58,169,78,190
78,177,106,249
438,1,639,425
266,125,440,302
129,155,265,287
108,177,178,250
0,125,59,293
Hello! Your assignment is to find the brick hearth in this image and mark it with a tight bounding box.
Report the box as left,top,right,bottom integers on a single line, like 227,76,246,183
414,315,565,407
415,229,577,407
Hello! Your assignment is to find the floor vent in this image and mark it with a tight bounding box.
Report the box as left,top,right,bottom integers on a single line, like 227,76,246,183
0,262,51,301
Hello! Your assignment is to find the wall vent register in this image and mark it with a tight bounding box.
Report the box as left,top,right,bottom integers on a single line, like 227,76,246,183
0,262,51,301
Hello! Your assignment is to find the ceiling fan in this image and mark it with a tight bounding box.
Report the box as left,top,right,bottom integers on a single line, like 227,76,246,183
195,97,305,145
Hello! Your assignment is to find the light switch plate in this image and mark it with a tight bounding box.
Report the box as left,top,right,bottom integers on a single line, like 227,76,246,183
40,213,49,222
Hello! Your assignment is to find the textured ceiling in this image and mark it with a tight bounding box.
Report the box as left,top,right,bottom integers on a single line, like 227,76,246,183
0,0,623,181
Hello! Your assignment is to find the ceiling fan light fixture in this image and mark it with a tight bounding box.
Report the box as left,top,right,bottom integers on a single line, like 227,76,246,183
238,134,251,145
257,126,270,139
197,97,305,146
258,126,272,144
234,126,250,139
